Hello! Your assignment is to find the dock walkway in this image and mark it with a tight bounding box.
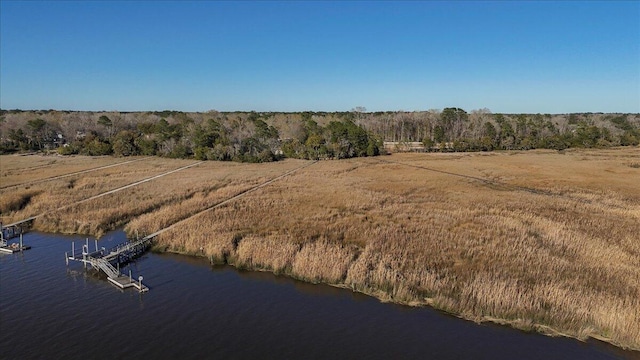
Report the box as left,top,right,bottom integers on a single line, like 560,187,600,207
66,237,152,292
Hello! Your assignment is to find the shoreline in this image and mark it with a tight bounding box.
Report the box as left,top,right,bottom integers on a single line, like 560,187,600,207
157,246,639,354
6,224,639,354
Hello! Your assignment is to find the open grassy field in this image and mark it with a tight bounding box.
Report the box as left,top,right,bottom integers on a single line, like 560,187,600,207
1,148,639,350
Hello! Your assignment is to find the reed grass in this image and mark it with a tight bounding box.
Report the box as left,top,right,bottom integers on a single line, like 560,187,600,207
0,157,195,224
0,189,41,214
0,154,124,188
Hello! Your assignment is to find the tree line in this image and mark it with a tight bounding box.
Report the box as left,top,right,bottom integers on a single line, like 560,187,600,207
0,110,382,161
0,109,638,160
358,108,639,151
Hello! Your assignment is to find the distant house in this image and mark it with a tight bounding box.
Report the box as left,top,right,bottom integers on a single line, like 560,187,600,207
383,141,425,153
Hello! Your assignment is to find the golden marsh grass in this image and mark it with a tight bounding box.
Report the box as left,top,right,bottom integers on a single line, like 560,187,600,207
0,154,125,188
0,157,196,224
1,148,638,350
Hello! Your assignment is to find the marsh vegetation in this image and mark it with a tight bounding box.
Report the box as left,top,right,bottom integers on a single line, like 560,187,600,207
1,147,638,350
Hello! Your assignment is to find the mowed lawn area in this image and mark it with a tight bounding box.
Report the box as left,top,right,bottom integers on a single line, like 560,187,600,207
1,147,639,350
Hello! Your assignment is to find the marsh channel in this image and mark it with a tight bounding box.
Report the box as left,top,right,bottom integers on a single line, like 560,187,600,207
0,230,635,359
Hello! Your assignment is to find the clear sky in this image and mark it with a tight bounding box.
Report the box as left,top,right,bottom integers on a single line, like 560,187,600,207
1,1,638,113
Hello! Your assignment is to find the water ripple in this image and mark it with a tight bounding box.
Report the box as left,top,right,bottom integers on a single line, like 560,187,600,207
0,230,632,360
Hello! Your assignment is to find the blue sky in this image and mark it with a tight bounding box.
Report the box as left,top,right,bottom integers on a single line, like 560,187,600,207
1,1,638,113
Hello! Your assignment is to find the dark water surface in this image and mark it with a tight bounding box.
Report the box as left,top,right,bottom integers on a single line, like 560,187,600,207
1,230,636,360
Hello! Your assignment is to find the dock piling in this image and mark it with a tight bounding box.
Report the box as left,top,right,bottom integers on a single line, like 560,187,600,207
82,243,87,269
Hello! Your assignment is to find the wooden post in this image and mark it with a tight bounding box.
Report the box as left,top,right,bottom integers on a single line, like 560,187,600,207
129,270,132,284
95,239,98,252
72,242,75,259
65,252,69,266
19,233,23,252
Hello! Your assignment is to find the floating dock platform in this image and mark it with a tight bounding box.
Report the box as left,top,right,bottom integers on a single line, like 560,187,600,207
108,275,149,292
0,244,32,254
0,233,30,254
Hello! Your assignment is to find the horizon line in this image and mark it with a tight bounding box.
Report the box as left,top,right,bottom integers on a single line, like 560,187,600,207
2,108,638,116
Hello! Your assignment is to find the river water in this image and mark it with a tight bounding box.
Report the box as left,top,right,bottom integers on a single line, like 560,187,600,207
0,230,635,360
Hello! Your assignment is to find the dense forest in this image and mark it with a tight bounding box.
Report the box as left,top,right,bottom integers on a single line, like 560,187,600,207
0,108,638,160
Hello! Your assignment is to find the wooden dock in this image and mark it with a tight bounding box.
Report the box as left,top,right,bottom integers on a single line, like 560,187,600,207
66,237,152,292
1,220,32,240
